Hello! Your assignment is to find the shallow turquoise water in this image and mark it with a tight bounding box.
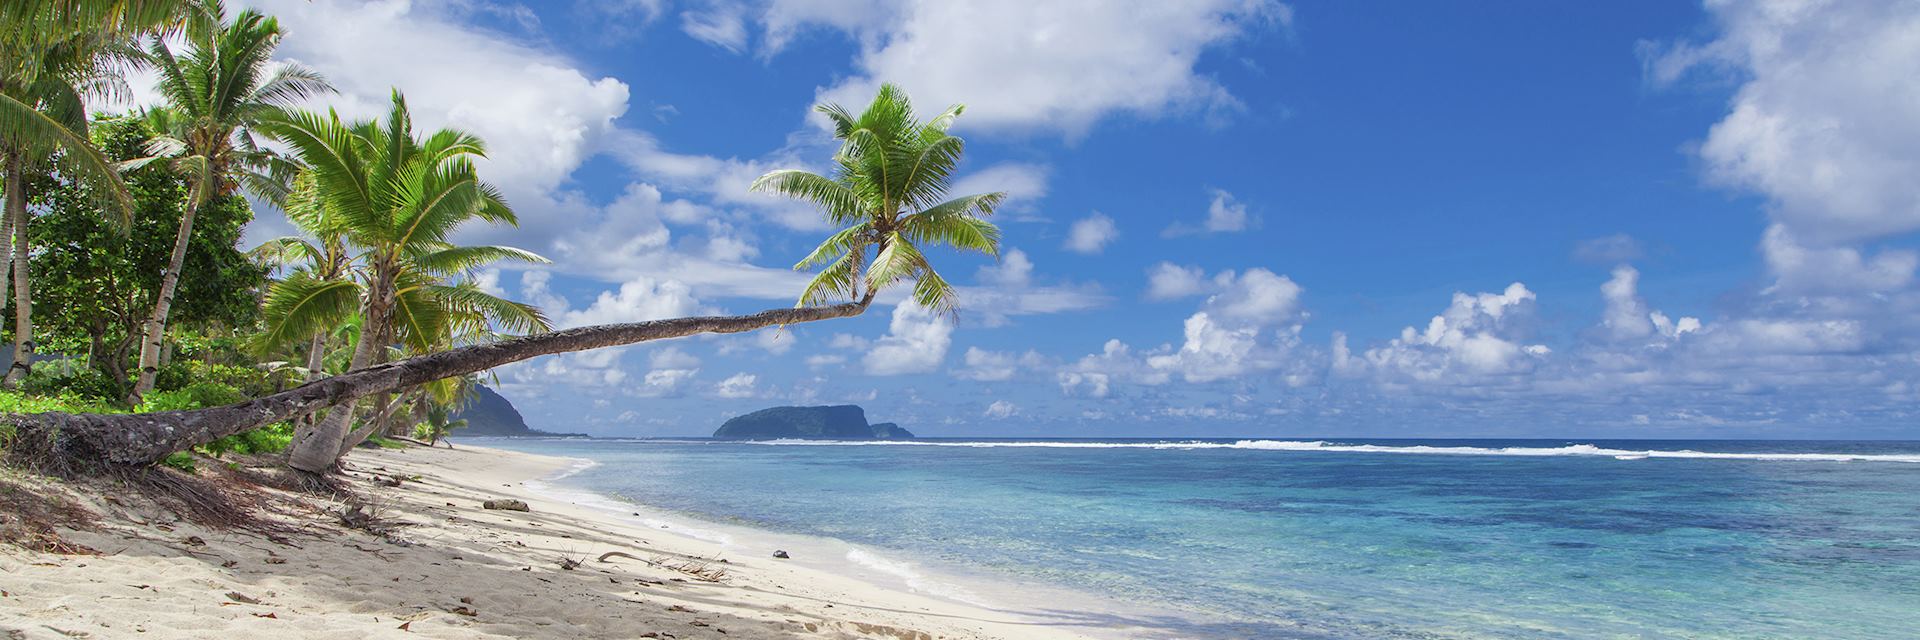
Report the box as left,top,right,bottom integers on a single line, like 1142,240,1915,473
475,438,1920,639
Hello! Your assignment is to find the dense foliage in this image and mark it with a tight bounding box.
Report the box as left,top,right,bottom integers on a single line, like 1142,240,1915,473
8,116,264,396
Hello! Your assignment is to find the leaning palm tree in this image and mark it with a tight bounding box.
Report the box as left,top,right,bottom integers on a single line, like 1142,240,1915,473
7,85,1004,475
257,90,548,472
126,1,333,401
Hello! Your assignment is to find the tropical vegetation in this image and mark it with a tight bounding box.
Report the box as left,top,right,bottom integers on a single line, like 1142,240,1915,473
0,0,1003,481
124,1,330,402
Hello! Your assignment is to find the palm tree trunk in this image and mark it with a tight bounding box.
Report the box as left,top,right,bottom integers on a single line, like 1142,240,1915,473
5,184,33,388
2,158,30,389
285,298,384,473
340,389,410,452
304,333,326,382
408,393,428,437
129,188,202,402
7,301,869,471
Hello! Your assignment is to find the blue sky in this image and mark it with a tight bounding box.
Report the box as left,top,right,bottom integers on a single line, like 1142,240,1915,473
217,0,1920,438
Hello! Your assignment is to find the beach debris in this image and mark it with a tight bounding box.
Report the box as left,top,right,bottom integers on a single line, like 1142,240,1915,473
448,605,478,617
224,591,262,605
772,550,790,559
185,536,205,546
649,556,730,582
598,551,644,564
338,499,406,537
559,556,583,570
482,499,530,512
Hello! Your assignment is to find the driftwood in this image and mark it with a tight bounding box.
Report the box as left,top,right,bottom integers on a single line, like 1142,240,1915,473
5,302,869,471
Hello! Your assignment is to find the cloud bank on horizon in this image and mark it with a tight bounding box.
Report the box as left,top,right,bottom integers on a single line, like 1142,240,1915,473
217,0,1920,438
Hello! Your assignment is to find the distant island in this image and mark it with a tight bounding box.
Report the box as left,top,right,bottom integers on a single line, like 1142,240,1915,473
713,405,914,440
452,385,587,438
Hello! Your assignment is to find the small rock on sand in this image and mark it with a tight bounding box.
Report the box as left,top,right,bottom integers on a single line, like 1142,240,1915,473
772,550,790,559
483,499,530,512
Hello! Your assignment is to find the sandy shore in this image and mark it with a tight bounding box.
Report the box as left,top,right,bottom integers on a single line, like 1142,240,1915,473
0,444,1112,639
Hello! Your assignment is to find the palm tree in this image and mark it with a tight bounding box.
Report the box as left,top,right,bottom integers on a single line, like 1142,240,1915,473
0,0,195,225
1,1,200,388
0,29,145,388
248,171,353,384
408,381,472,447
126,1,332,401
752,83,1004,315
257,90,549,472
9,85,1004,473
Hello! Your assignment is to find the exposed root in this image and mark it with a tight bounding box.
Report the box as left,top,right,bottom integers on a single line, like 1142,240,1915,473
120,466,301,542
1,451,311,550
0,476,101,555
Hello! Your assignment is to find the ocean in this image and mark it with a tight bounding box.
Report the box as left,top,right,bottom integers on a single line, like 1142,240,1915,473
471,437,1920,639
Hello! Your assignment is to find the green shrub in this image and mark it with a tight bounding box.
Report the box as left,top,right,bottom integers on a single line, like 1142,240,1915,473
19,360,120,402
136,382,247,413
197,421,294,457
154,361,278,397
0,390,124,415
197,363,278,397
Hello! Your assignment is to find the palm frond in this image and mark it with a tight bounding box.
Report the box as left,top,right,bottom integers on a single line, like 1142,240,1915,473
798,249,863,308
412,244,549,274
865,232,929,293
390,286,452,355
255,273,362,351
911,267,957,318
423,283,552,336
248,236,323,269
793,220,872,270
899,192,1004,255
0,92,132,226
751,169,863,224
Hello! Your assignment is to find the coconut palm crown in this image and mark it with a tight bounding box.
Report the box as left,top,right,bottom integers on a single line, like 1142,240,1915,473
257,89,550,472
751,83,1004,317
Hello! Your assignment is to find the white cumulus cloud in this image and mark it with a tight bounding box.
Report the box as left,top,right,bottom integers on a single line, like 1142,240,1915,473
754,0,1288,136
863,303,955,375
1064,213,1119,254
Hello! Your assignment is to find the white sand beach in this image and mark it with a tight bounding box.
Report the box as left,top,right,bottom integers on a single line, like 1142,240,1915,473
0,445,1112,639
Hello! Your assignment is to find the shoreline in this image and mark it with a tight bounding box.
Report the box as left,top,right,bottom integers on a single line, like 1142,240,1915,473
1,443,1125,639
506,447,1179,632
